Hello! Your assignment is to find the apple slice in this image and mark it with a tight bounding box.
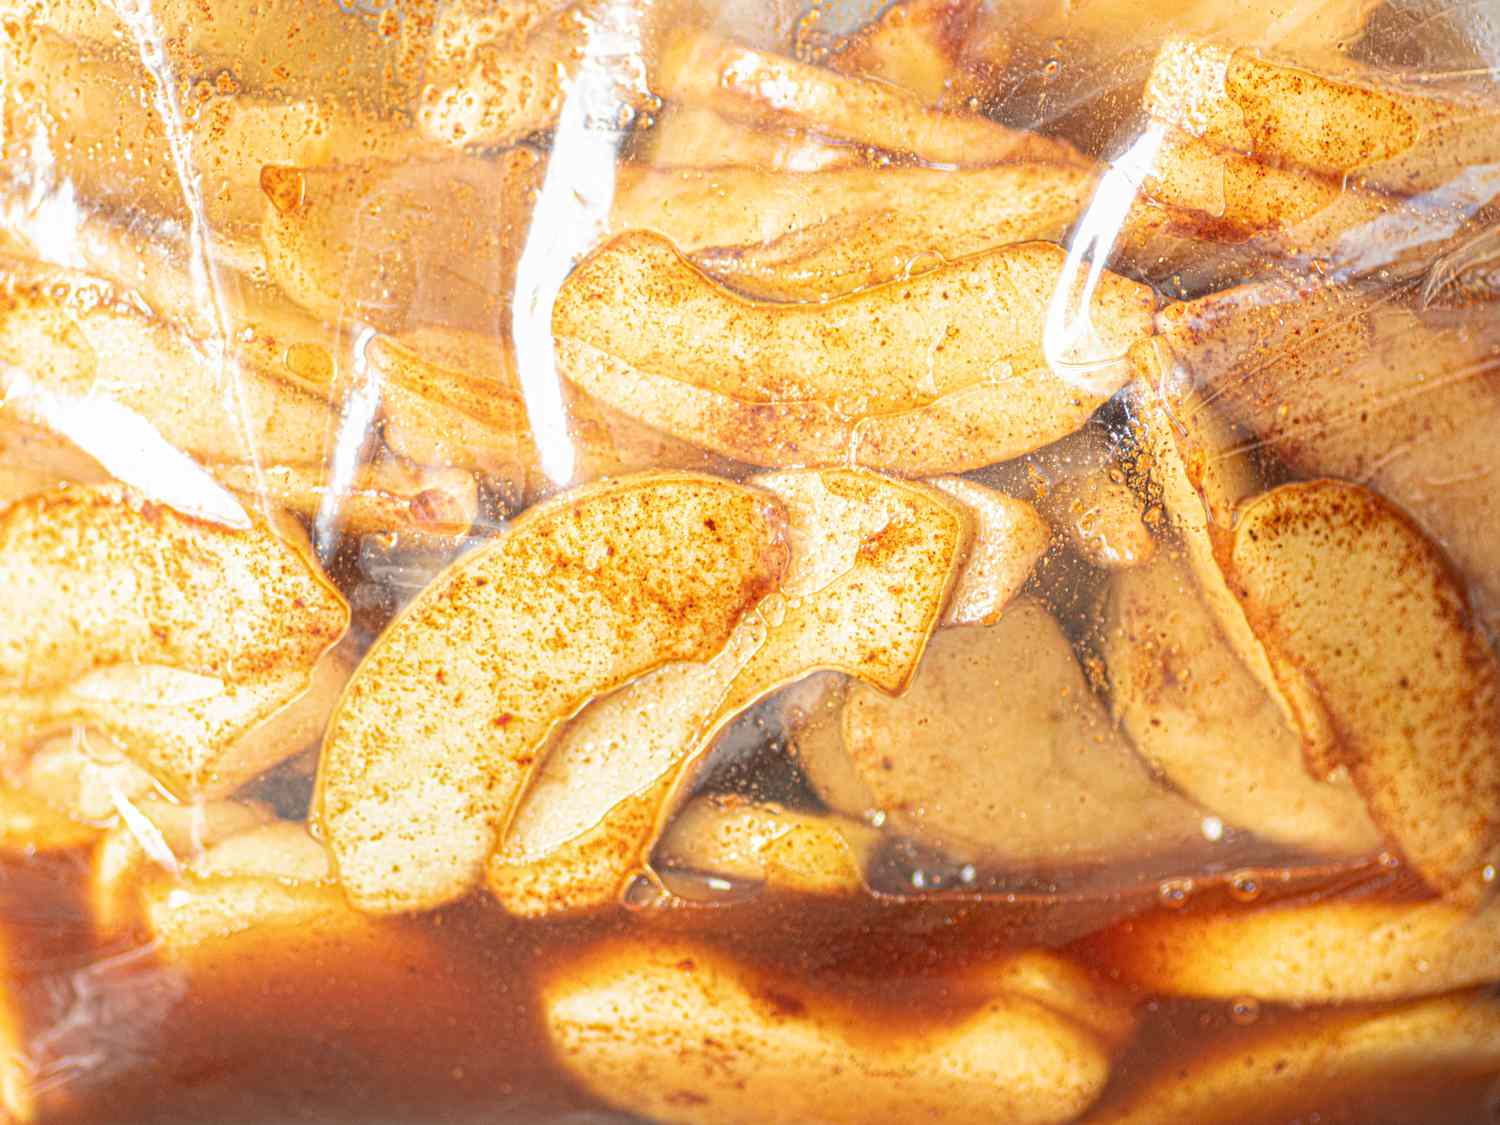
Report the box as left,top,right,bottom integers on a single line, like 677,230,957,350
640,106,862,172
653,796,874,898
834,599,1209,866
0,485,348,794
1102,557,1382,856
1086,991,1500,1125
554,233,1157,474
316,473,789,913
4,27,415,238
1145,38,1500,197
486,469,969,916
1229,480,1500,897
656,30,1086,168
367,327,728,502
260,149,542,333
541,937,1117,1125
0,931,33,1123
682,164,1096,302
926,477,1048,627
1128,369,1340,777
1088,894,1500,1005
1160,280,1500,638
0,415,107,512
825,0,982,104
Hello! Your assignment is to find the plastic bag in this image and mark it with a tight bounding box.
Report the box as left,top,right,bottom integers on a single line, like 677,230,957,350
0,0,1498,1120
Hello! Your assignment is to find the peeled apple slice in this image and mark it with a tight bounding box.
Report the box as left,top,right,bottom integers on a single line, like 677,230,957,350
316,473,789,913
1086,991,1500,1125
1128,371,1339,777
4,27,414,237
640,106,861,172
654,797,874,897
0,415,107,512
486,469,970,916
1144,38,1500,197
1087,895,1500,1004
367,327,727,501
1229,480,1500,898
541,938,1117,1125
554,233,1157,474
0,485,348,794
260,150,543,333
832,600,1209,866
656,30,1085,169
927,477,1048,627
1159,280,1500,637
825,0,981,104
142,822,357,954
1102,556,1382,856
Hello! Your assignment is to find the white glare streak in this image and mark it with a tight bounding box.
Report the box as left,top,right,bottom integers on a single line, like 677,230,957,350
1,364,248,526
1044,122,1166,396
511,2,645,487
314,326,382,561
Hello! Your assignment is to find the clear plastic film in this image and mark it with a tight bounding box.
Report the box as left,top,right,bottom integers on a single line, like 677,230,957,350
0,0,1498,1120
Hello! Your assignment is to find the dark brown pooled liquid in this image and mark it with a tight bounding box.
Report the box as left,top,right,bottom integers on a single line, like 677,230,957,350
5,848,1494,1125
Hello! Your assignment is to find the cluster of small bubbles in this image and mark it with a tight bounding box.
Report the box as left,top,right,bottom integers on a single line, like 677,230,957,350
1157,878,1194,909
1229,871,1261,903
1229,996,1261,1026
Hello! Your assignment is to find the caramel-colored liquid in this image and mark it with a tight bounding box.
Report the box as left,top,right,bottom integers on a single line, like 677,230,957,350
5,849,1492,1124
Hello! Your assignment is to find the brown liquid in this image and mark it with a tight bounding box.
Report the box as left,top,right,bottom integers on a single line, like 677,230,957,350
5,847,1493,1124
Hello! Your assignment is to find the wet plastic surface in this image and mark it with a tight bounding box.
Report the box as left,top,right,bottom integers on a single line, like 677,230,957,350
1,0,1499,1121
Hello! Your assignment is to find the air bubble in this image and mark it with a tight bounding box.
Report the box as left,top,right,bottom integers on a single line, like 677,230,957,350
1229,871,1261,902
1157,878,1193,909
1229,996,1261,1025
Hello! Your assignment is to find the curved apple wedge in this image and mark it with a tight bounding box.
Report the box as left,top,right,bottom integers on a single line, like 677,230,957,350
1086,894,1500,1006
316,473,790,914
654,797,874,898
486,469,970,916
1086,990,1500,1125
0,485,349,794
554,233,1156,474
1102,557,1382,856
830,600,1210,867
656,30,1085,169
1229,480,1500,898
541,938,1117,1125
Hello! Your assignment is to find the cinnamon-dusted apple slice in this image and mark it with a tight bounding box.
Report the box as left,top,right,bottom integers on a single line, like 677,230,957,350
541,937,1118,1125
1159,281,1500,637
416,0,656,149
1127,372,1339,776
927,477,1048,627
5,27,416,238
1086,990,1500,1125
832,600,1209,866
1087,895,1500,1005
824,0,982,104
260,149,542,333
316,473,789,913
486,470,969,916
0,485,349,795
1229,480,1500,898
682,164,1095,302
367,327,729,501
1144,38,1500,197
1102,557,1382,856
654,796,875,897
554,233,1157,474
642,106,863,171
656,30,1086,169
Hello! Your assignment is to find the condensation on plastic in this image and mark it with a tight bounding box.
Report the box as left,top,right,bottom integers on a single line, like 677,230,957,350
0,0,1498,1121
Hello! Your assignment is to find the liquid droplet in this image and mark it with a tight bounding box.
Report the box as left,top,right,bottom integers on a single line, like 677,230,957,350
1157,878,1193,909
1229,996,1261,1025
1229,871,1261,903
